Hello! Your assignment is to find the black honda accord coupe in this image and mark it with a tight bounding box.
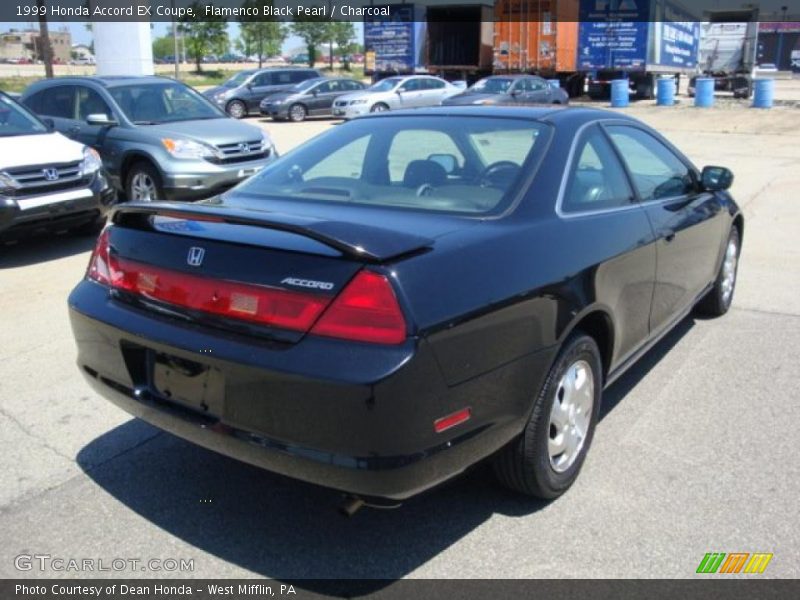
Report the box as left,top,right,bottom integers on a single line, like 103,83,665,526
69,107,742,503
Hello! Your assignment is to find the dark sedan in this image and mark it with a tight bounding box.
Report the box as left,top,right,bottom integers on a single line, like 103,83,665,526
259,77,366,122
443,75,569,106
68,107,742,505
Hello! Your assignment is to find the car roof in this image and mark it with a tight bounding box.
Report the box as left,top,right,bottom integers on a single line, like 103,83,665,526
358,105,641,127
22,75,182,90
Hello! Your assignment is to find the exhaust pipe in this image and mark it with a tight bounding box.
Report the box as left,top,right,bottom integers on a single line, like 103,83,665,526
338,495,403,517
339,496,365,517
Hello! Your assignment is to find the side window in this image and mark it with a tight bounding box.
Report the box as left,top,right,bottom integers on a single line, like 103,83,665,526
607,126,694,200
76,87,112,120
254,72,272,86
399,79,419,92
387,130,464,182
291,71,312,83
38,85,76,119
21,90,44,113
426,78,445,90
530,78,548,91
562,126,633,213
274,72,293,84
317,81,333,94
347,81,364,91
304,135,370,181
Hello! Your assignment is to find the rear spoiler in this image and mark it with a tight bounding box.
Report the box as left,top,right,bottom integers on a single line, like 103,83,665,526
110,202,434,263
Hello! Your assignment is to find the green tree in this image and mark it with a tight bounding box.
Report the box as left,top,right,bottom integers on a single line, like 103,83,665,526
239,0,286,68
152,35,176,59
330,21,356,70
290,18,333,68
178,2,228,72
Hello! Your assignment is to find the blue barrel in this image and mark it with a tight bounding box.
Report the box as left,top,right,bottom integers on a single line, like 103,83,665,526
610,79,629,107
694,78,715,107
547,79,561,90
752,78,774,108
656,77,676,106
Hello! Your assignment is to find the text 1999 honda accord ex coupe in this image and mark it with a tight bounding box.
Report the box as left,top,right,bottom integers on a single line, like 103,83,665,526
68,107,742,503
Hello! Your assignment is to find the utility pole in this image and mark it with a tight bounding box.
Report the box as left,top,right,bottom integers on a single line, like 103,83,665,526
35,0,53,78
171,0,179,78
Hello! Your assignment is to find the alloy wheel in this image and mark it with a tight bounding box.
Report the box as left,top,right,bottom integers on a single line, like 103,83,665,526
130,172,157,202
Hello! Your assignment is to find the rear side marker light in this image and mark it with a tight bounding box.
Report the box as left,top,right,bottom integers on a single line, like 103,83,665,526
434,408,472,433
86,232,408,345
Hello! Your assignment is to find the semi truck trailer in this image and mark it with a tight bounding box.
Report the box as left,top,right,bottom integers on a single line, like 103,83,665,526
689,9,759,99
579,0,701,100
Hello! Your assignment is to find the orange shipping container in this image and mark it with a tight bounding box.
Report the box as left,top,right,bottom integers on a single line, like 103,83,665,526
494,0,579,74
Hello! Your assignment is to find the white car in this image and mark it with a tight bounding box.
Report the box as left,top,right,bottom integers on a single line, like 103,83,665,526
331,75,462,119
0,92,115,241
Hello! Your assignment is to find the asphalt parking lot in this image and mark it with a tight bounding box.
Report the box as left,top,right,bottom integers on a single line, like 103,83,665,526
0,95,798,582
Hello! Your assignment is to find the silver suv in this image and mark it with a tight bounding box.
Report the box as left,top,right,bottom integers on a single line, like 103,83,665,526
21,76,277,202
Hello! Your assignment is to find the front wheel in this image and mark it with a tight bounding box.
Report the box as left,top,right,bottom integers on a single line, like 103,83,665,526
494,333,602,499
696,226,740,316
370,102,389,113
125,162,163,202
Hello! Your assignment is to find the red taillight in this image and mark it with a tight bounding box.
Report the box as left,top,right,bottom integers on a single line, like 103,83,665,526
87,228,112,284
86,234,407,344
310,271,406,345
86,233,331,332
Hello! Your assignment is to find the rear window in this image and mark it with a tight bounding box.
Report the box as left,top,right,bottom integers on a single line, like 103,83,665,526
237,116,549,215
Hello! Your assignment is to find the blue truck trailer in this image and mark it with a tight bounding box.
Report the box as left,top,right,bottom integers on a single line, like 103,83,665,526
578,0,700,99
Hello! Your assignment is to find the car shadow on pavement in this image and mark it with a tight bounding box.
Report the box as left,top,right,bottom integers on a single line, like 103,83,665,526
75,315,695,590
0,233,97,269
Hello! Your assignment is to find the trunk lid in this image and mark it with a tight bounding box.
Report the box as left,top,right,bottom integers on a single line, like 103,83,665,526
101,198,469,342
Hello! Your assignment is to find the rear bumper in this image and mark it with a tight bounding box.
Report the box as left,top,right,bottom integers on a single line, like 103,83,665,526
0,174,115,239
69,280,548,499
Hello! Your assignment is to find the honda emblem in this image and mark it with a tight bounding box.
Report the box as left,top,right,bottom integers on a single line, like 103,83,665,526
43,168,59,181
187,246,205,267
237,142,250,154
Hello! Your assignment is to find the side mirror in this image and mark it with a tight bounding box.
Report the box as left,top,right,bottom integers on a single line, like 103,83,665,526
311,89,318,96
86,113,118,127
42,117,55,131
701,166,733,191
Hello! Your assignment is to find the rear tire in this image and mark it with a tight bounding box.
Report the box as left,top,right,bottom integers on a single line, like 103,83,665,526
494,333,602,499
696,226,740,317
226,99,247,119
288,103,307,122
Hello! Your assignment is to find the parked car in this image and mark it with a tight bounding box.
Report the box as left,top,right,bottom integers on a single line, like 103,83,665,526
260,77,366,121
332,75,462,119
68,106,742,504
203,68,323,118
20,76,278,202
443,75,569,106
0,91,114,241
290,54,310,65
